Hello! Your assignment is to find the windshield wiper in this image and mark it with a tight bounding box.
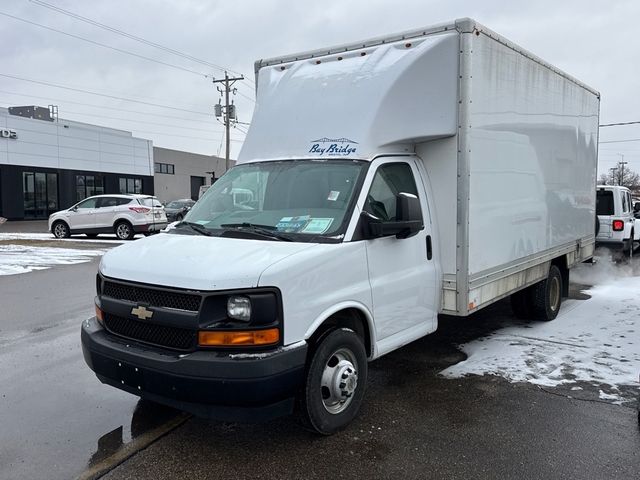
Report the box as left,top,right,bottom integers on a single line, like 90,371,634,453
175,221,215,236
220,223,293,242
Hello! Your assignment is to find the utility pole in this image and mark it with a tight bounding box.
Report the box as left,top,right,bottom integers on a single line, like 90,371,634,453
617,153,627,187
212,71,244,172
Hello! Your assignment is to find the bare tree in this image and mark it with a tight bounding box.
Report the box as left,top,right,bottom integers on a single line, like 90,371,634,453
598,173,611,185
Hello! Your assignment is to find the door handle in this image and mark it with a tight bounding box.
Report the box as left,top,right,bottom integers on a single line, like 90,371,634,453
426,235,432,260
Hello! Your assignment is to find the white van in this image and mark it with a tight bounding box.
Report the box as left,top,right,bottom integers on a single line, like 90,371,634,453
82,19,599,434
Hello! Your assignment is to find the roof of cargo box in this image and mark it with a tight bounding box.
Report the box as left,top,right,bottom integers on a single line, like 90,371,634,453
238,18,598,164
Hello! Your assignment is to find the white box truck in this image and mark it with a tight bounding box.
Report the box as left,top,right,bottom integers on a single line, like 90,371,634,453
82,18,599,434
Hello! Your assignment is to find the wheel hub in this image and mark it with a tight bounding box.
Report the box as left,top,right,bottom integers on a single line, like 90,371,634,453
320,349,358,414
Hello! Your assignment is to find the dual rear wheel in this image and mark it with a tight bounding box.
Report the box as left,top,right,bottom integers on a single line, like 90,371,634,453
511,264,563,321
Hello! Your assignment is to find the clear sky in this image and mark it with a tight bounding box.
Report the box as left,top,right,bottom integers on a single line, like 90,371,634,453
1,0,638,175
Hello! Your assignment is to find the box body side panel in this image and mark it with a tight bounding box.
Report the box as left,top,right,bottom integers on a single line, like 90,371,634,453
466,33,599,277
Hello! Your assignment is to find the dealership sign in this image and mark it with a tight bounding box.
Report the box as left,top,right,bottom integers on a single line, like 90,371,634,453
0,128,17,139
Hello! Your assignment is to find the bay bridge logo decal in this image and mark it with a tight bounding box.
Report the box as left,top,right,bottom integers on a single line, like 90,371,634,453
309,137,358,156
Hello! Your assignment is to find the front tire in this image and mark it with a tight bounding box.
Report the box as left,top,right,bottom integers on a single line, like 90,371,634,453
52,221,70,239
530,265,562,321
299,329,367,435
114,221,134,240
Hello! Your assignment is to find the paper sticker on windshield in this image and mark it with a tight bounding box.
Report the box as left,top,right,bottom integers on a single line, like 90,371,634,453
276,215,310,232
301,218,334,234
327,191,340,201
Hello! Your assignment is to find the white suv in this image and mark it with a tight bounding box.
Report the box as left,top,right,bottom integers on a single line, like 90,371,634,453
48,194,167,240
595,185,639,255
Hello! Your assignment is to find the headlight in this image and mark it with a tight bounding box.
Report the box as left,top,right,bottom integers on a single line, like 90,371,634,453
227,295,251,321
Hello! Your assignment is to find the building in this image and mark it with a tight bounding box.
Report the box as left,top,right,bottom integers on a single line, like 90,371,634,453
152,146,226,203
0,106,228,220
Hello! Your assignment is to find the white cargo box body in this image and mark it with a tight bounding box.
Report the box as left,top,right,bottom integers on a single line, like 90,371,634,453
240,18,599,316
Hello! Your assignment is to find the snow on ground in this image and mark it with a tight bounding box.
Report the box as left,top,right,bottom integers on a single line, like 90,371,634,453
441,258,640,403
0,232,131,243
0,244,107,276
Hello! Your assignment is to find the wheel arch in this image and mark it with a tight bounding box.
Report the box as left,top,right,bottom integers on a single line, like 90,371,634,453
551,256,569,297
304,302,376,360
112,216,133,228
51,218,69,230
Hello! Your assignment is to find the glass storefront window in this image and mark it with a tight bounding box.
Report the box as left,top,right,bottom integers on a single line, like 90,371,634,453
23,171,58,219
119,177,142,194
76,174,104,200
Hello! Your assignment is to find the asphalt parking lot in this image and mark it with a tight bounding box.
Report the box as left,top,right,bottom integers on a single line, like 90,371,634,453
100,293,639,480
0,223,638,480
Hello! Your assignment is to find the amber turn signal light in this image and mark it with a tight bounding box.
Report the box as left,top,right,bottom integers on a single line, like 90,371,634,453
95,304,104,325
198,328,279,346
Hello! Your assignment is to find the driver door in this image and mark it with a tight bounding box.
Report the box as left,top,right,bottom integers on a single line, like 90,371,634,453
360,158,438,353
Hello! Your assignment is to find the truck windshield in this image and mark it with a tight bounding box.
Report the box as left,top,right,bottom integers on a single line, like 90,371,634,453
183,160,367,241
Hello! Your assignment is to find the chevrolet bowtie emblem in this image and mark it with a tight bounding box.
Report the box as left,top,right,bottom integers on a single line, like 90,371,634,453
131,305,153,320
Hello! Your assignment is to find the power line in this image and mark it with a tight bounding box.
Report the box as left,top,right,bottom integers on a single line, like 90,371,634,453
25,0,256,98
0,89,217,124
0,72,213,115
0,10,209,78
55,109,242,136
600,138,640,144
600,121,640,127
28,0,249,81
117,128,244,143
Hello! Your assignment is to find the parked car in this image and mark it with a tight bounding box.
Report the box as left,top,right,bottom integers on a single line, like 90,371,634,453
164,199,195,222
595,185,640,256
49,194,167,240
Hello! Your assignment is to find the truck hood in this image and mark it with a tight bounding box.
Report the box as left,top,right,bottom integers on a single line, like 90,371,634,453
99,233,316,291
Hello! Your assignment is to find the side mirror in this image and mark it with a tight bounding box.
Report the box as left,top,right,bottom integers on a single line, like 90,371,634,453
359,192,424,239
71,206,78,212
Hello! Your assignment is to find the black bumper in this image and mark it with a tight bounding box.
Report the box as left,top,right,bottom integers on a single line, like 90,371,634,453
595,238,631,251
81,317,307,421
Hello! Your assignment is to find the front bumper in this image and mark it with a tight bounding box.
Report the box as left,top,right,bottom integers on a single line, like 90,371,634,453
81,317,307,421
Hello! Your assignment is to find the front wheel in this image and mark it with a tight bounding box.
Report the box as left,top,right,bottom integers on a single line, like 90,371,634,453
299,329,368,435
52,221,70,238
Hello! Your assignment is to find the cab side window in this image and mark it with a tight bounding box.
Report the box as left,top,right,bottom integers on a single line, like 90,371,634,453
364,163,418,221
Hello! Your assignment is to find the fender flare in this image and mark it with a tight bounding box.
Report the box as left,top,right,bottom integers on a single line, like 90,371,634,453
303,301,377,359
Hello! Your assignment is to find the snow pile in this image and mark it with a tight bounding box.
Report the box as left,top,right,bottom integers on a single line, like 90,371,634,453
0,233,129,243
442,260,640,403
0,244,107,276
